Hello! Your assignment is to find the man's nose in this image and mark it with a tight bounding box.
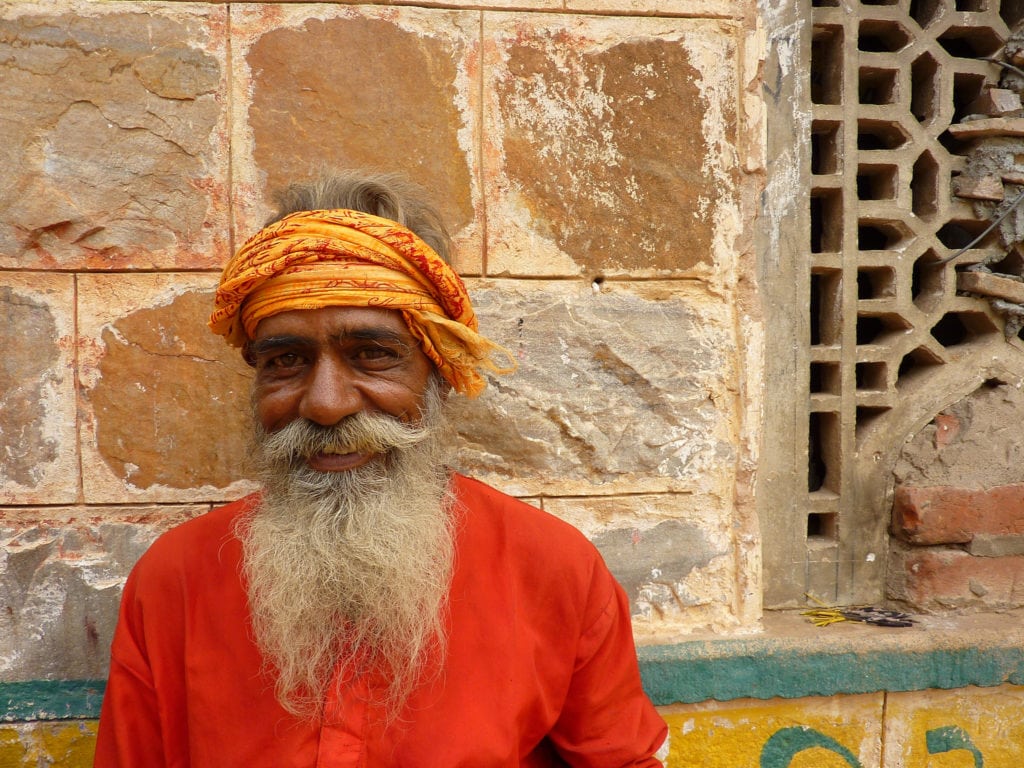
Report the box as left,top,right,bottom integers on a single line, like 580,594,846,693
298,358,365,426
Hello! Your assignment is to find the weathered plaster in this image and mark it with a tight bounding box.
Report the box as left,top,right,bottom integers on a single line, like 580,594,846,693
0,3,229,270
483,15,740,280
0,721,98,768
77,274,255,503
894,379,1024,489
0,275,77,505
452,279,739,498
229,4,483,274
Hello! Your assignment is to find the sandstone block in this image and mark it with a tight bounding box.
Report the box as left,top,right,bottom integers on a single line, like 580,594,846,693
450,279,738,498
482,15,739,278
892,484,1024,545
230,5,482,274
888,546,1024,611
0,274,77,505
544,495,737,629
0,6,229,270
568,0,739,16
1,507,202,681
77,274,255,503
448,0,562,7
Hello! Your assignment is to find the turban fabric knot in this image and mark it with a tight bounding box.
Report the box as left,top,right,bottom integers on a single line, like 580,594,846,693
209,209,515,397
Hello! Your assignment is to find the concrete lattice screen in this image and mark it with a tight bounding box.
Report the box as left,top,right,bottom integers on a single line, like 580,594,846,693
803,0,1024,607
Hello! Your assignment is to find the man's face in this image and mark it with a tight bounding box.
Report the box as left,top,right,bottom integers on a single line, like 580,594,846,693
247,305,436,473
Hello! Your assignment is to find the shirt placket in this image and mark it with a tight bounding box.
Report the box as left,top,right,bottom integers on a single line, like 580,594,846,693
317,672,370,767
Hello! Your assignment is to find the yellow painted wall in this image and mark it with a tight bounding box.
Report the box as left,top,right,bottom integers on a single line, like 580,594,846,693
0,722,97,768
658,684,1024,767
5,685,1023,767
661,693,884,767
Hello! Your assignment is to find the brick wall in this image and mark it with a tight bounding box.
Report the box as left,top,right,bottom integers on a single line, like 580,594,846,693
891,380,1024,611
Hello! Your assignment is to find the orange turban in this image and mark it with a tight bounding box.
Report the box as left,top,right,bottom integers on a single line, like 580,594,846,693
209,209,514,397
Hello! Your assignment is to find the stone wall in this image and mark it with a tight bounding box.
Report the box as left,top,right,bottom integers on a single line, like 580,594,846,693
0,0,763,698
8,1,1024,766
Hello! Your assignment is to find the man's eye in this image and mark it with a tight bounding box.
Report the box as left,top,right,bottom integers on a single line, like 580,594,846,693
354,346,399,363
267,353,303,369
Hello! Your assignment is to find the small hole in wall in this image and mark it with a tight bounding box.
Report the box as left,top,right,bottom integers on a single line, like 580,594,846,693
855,361,887,391
591,276,605,293
1001,0,1024,27
812,121,841,174
807,512,837,539
855,405,891,438
808,411,839,493
810,362,840,394
897,345,945,388
812,27,844,104
858,119,908,150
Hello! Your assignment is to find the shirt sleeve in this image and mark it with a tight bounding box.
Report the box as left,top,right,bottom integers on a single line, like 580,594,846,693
546,566,668,768
93,568,168,768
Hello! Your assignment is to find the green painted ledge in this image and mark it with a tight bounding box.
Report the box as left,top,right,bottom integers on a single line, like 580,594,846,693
2,680,105,722
638,609,1024,706
7,612,1024,719
639,644,1024,705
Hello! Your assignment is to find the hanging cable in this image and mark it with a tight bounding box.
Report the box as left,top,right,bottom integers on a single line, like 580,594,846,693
935,187,1024,265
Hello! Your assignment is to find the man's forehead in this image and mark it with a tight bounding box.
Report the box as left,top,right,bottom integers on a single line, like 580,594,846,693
251,305,413,343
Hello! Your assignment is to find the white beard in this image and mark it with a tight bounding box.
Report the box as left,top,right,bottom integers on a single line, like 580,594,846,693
237,384,456,721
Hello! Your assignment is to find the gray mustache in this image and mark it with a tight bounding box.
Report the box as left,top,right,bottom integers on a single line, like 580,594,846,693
257,412,431,464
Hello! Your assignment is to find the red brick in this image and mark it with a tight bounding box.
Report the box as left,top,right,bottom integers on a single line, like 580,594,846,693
966,87,1023,116
955,175,1005,201
933,412,960,448
892,484,1024,545
948,117,1024,139
957,271,1024,304
890,547,1024,611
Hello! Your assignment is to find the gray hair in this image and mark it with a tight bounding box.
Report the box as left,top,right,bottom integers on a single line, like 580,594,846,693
270,170,453,264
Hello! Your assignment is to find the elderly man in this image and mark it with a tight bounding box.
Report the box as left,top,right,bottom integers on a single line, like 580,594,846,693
95,172,668,766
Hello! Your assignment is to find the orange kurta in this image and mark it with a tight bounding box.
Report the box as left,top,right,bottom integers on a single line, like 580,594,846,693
95,474,667,767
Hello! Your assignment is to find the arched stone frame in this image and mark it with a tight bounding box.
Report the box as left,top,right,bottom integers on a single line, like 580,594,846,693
855,343,1024,598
